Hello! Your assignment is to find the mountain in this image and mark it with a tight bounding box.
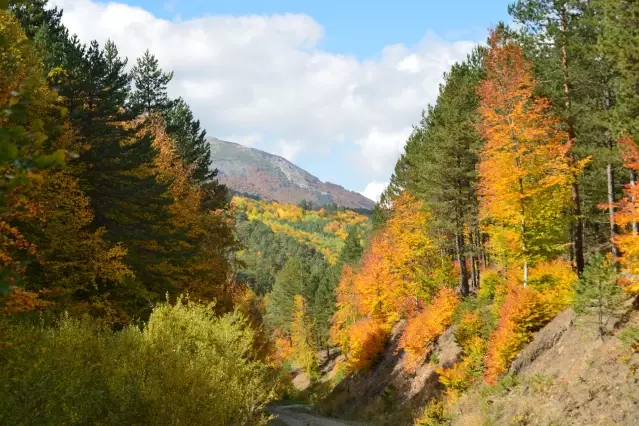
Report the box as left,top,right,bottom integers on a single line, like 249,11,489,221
209,138,375,210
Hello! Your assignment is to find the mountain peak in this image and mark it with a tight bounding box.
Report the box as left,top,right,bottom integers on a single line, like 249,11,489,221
209,138,374,210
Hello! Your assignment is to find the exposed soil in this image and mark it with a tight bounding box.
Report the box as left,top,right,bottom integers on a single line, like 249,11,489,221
453,303,639,425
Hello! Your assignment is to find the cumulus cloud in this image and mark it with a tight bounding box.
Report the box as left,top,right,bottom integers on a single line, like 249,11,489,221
50,0,478,185
360,181,388,203
273,140,302,162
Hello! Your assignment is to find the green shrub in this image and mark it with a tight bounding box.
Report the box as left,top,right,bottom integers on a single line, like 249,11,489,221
0,297,281,425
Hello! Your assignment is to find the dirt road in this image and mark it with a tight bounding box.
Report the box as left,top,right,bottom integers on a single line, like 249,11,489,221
268,404,365,426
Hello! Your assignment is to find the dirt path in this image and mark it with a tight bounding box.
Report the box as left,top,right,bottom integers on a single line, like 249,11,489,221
268,404,364,426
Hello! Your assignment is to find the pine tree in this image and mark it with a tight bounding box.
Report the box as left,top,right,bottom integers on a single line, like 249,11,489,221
264,258,309,335
48,37,190,311
129,49,174,115
574,253,624,338
338,224,364,266
599,0,639,142
10,0,64,40
312,267,338,355
388,48,485,294
164,97,215,183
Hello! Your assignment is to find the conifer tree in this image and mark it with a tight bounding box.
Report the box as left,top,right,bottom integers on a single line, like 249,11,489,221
312,268,338,355
164,97,215,183
264,258,308,335
338,224,364,266
129,49,174,114
599,0,639,141
47,37,190,310
574,253,624,338
388,48,485,294
10,0,64,40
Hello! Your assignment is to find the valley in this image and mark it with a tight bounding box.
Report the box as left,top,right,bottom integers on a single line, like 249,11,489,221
2,0,639,425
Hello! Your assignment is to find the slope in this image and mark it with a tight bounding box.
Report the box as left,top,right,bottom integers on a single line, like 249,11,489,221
210,138,375,210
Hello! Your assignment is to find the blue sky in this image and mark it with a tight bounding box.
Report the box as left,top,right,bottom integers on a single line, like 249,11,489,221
52,0,512,201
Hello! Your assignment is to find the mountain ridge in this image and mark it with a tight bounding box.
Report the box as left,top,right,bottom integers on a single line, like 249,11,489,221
209,138,375,210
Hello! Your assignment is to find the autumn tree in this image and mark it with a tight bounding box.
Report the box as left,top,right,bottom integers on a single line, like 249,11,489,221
387,48,485,294
612,137,639,293
509,0,618,270
291,295,319,377
0,9,67,289
476,29,583,286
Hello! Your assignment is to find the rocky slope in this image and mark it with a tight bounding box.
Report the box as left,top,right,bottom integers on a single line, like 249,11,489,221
209,138,375,210
453,301,639,426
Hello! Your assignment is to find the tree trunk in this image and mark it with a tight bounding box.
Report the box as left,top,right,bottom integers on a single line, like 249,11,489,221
455,231,470,297
468,229,479,290
608,162,621,259
560,5,585,275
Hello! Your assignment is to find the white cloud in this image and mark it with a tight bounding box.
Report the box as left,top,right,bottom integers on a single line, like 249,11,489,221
221,133,262,146
273,140,302,162
354,127,413,179
50,0,478,186
360,181,388,203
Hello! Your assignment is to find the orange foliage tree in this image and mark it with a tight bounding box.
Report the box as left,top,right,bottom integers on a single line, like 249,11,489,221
484,259,576,383
354,192,445,325
330,192,453,372
614,136,639,293
399,287,460,371
476,29,584,286
344,317,389,371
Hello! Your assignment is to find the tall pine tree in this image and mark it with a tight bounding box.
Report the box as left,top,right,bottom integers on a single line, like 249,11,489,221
129,49,174,114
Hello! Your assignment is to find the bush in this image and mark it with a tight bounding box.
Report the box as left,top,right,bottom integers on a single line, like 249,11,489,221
484,260,576,383
0,297,281,425
399,288,460,371
346,317,389,371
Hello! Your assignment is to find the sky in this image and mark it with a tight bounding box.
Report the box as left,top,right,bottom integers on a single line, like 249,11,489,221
49,0,512,202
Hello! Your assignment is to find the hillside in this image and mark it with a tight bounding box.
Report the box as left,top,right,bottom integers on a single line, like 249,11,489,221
295,301,639,426
209,138,375,210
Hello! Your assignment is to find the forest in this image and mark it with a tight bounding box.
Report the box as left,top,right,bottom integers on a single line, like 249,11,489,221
1,0,639,425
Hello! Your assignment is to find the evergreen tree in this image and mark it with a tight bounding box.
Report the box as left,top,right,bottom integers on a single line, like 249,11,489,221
10,0,64,40
312,267,338,355
164,97,215,183
386,47,485,294
338,225,364,266
599,0,639,141
574,253,625,338
48,36,190,310
264,258,308,335
129,49,174,114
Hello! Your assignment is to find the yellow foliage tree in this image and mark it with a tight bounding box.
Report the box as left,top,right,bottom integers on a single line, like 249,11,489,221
476,30,584,286
290,295,318,377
